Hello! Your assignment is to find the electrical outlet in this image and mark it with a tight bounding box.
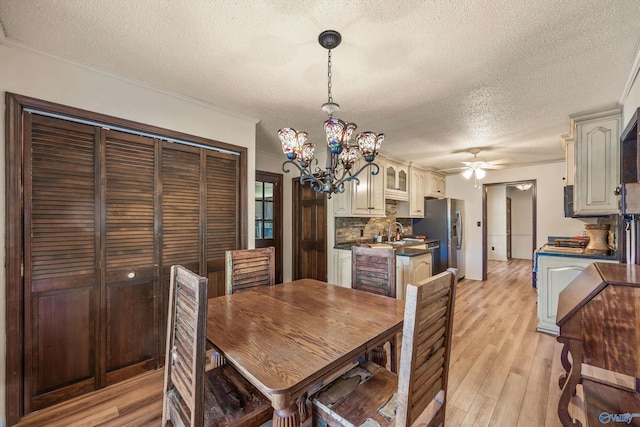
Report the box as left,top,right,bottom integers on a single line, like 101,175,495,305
477,221,481,227
360,229,364,237
492,246,495,250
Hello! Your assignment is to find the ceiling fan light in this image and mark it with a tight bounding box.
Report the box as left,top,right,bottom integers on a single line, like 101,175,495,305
514,183,532,191
462,169,473,179
475,168,486,179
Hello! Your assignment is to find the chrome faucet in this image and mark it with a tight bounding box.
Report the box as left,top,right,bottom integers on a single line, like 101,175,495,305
387,221,404,242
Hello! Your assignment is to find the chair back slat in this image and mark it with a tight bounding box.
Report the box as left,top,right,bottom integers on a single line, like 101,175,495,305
395,269,457,427
351,246,396,298
163,265,208,427
225,247,275,294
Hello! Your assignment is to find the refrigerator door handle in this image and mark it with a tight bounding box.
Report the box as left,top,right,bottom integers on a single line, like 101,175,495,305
456,210,463,250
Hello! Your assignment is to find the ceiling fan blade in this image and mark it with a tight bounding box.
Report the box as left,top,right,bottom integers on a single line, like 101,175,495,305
484,164,507,170
486,158,513,165
440,166,469,172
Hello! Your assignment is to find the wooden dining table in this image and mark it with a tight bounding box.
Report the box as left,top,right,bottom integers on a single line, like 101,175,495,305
206,278,405,427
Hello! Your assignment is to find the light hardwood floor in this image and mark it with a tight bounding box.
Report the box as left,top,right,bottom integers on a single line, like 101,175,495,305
16,258,563,427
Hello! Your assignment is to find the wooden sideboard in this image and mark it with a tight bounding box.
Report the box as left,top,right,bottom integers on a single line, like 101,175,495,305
555,262,640,426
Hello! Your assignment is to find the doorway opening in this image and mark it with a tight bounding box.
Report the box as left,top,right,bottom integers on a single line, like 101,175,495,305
482,180,537,280
255,171,283,283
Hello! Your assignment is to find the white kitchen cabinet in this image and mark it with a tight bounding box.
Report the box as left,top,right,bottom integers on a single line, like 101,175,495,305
561,133,575,186
397,165,426,218
396,253,432,300
352,158,385,217
384,160,409,201
571,108,621,215
331,249,352,287
536,254,616,335
424,171,446,199
332,159,385,217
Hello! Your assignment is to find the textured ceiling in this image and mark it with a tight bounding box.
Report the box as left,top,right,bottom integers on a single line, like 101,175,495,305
1,0,640,172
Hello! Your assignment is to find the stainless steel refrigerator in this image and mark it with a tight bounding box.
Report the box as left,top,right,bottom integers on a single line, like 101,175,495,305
411,198,465,278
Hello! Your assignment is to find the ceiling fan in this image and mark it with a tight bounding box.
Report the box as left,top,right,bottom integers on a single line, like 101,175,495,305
445,148,512,185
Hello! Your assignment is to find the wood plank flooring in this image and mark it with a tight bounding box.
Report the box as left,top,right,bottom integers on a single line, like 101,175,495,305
16,259,564,427
446,259,562,427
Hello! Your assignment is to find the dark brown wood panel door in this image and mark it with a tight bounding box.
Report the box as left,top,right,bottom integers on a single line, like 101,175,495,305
24,113,100,412
293,181,327,280
103,130,158,384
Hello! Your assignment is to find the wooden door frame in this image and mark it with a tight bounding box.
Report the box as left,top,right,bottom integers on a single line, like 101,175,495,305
482,180,537,280
255,170,283,283
4,92,248,424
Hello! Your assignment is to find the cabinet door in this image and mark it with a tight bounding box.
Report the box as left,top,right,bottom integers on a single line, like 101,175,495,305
574,114,620,215
332,180,353,216
337,250,352,287
536,256,616,334
413,254,432,282
369,164,386,216
385,161,409,200
425,172,446,198
410,167,425,217
352,161,385,217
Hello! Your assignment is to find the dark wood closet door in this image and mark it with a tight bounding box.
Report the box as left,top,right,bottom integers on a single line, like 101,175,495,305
103,130,158,384
7,93,247,423
24,114,100,411
160,143,202,343
206,151,241,297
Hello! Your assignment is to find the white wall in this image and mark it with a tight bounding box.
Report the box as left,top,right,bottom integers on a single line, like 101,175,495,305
0,42,258,422
508,186,534,260
446,162,591,280
487,186,508,261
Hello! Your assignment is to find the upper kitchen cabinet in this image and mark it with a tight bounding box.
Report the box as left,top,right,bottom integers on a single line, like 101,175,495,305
561,133,575,186
571,107,621,215
397,164,426,218
425,170,446,198
333,158,385,217
384,158,409,201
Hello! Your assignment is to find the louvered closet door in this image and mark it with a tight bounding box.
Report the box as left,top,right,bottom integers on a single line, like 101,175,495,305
104,130,158,384
161,142,202,338
206,150,241,296
24,114,100,411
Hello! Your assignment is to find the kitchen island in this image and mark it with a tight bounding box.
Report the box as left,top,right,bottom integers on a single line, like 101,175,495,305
534,243,618,335
333,239,439,299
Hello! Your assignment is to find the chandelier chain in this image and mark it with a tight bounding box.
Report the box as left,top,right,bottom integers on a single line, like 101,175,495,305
327,49,333,103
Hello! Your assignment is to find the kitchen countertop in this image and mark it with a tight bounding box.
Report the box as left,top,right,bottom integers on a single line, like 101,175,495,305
535,244,618,261
334,239,438,257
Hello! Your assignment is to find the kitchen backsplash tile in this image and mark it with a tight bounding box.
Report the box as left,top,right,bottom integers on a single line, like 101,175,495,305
335,201,412,244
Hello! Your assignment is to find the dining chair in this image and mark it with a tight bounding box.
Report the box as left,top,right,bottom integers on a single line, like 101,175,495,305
225,246,276,294
351,245,396,369
311,269,458,427
162,265,273,427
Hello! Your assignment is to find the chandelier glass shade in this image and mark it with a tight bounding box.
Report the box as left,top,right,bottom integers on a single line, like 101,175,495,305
278,30,383,198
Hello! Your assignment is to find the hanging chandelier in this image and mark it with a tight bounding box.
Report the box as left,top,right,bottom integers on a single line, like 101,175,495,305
278,30,383,199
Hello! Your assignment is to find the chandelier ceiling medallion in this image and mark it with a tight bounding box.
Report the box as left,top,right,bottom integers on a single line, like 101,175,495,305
278,30,383,198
